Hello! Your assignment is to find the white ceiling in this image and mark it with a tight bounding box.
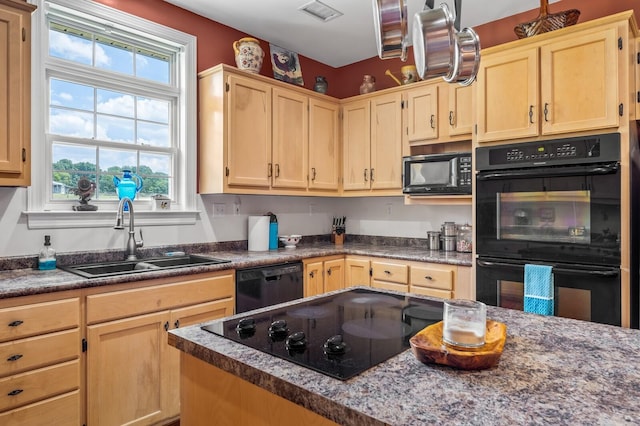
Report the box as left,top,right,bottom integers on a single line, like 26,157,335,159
164,0,560,68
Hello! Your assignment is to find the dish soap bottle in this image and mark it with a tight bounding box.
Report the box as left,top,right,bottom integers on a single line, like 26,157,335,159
38,235,57,270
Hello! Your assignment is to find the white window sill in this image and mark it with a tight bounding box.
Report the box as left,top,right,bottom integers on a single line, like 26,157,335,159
24,210,200,229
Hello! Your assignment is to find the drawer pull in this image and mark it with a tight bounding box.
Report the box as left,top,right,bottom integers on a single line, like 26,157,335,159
8,389,23,396
424,275,433,280
7,354,23,362
164,321,169,332
384,270,391,275
174,319,180,328
8,320,23,327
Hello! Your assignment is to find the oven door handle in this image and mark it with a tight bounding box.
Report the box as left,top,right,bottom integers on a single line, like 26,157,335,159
476,259,619,277
476,163,619,180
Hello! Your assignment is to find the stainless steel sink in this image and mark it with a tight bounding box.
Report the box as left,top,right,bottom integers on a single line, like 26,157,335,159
61,255,231,278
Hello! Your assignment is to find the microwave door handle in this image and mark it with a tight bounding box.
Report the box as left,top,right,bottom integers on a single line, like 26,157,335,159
476,163,619,180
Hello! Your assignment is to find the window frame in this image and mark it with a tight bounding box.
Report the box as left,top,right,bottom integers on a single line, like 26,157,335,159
27,0,198,229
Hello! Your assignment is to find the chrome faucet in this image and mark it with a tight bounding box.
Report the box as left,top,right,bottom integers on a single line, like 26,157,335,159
114,197,144,260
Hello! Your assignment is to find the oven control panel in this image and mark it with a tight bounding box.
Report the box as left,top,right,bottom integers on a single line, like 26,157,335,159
476,133,620,170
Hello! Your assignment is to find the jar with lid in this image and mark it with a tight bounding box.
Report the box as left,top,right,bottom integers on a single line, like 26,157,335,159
456,223,472,253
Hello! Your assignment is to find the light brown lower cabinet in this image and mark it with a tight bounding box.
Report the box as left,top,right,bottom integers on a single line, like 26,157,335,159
0,293,81,425
85,270,235,426
303,256,345,297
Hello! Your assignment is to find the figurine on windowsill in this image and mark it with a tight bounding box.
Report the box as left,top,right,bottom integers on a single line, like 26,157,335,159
72,177,98,211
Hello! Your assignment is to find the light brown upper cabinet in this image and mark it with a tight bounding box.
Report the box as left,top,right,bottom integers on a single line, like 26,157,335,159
405,80,473,147
0,1,36,186
476,22,622,143
198,64,340,195
342,91,403,194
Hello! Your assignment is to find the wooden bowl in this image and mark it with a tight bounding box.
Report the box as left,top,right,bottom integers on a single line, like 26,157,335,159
409,320,507,370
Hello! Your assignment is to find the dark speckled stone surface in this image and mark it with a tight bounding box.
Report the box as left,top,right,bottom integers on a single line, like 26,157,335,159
169,287,640,426
0,241,471,299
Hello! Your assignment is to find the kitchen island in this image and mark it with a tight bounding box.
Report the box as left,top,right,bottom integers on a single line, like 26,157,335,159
169,288,640,425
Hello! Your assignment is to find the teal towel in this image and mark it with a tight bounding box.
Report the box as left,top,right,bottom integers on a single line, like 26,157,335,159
524,264,554,315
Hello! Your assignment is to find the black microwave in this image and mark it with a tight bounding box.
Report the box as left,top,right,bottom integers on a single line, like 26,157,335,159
402,152,472,195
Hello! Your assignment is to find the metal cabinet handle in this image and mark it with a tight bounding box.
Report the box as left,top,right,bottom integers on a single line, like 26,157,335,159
364,169,368,182
267,163,273,177
424,275,433,280
430,114,436,129
384,270,391,275
174,320,180,328
8,320,23,327
543,103,549,122
370,168,375,182
327,268,332,276
275,164,280,178
7,354,22,362
449,111,454,126
164,321,169,332
8,389,23,396
311,167,316,181
309,271,315,278
529,105,534,124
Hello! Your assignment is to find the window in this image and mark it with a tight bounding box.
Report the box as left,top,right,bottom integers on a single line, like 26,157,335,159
28,0,197,225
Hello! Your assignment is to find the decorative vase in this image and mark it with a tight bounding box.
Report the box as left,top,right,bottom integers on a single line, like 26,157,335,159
359,75,376,94
233,37,264,73
313,76,328,94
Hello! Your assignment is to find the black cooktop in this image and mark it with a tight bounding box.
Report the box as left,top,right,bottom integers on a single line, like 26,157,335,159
202,288,443,380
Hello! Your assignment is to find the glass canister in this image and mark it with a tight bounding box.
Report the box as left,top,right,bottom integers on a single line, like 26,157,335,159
456,223,472,253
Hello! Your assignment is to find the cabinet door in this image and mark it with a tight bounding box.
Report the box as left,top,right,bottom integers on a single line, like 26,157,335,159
324,258,345,292
540,28,619,135
345,258,370,287
166,298,234,418
87,311,171,426
303,261,324,297
637,37,640,121
272,87,308,189
0,3,32,186
447,83,473,136
342,99,371,190
371,92,403,190
406,84,438,144
476,47,539,142
308,98,340,191
226,74,272,187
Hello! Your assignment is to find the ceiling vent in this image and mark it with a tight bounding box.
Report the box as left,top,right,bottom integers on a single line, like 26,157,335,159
299,1,343,22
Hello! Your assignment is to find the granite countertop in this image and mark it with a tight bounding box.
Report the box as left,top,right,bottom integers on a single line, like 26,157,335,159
169,288,640,425
0,243,471,299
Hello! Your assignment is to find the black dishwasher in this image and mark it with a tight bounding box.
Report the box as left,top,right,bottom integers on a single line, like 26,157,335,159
235,262,304,314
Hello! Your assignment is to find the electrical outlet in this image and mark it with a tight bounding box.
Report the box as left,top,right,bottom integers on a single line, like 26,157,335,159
233,202,240,215
213,203,226,216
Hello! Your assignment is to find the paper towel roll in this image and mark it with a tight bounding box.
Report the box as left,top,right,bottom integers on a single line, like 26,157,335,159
248,216,270,251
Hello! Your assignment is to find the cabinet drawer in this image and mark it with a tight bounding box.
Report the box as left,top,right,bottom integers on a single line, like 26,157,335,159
410,265,454,290
0,390,80,426
410,286,453,300
0,299,79,343
0,329,79,378
371,261,408,284
371,280,409,293
87,271,235,324
0,360,79,412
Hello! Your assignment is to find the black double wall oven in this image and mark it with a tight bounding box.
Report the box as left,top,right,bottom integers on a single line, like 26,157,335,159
475,133,624,326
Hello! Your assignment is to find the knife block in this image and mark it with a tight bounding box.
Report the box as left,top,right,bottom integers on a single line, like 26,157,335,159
333,232,344,245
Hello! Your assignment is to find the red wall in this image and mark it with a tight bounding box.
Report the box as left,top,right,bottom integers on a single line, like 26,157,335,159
95,0,638,99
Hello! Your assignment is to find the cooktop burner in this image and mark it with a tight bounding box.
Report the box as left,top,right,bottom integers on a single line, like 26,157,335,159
201,288,443,380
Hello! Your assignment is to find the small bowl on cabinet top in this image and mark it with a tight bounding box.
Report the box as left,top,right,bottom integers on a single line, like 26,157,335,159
279,235,302,249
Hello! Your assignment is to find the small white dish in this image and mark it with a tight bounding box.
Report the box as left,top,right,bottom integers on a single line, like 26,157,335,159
279,235,302,249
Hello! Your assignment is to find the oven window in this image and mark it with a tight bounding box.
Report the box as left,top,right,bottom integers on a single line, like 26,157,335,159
497,280,591,321
498,190,591,244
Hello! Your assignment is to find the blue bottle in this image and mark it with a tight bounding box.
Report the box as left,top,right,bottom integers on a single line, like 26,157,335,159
38,235,57,270
268,213,278,250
